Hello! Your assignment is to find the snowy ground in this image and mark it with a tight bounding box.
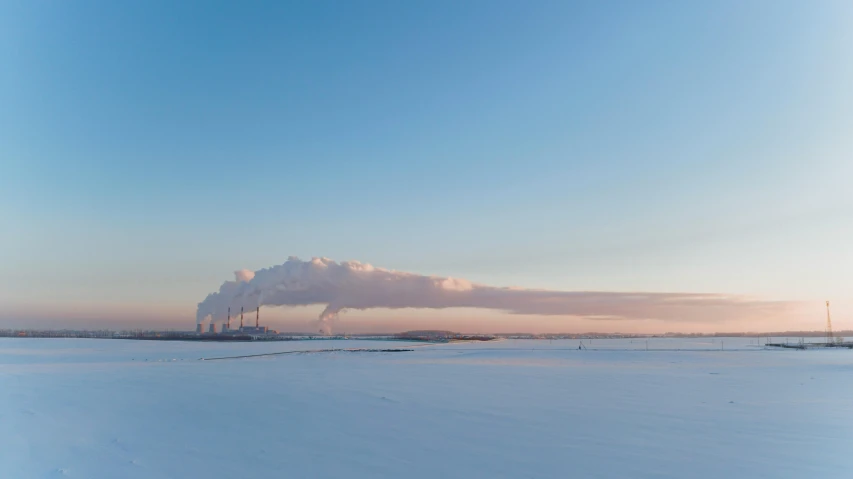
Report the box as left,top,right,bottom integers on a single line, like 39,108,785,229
2,338,852,478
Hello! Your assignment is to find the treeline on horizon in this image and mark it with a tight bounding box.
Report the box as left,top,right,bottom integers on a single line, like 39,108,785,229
0,328,849,339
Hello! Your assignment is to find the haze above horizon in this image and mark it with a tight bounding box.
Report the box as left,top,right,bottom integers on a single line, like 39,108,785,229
2,1,851,333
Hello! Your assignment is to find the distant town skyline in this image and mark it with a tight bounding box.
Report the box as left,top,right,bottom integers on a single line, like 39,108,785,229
2,1,852,332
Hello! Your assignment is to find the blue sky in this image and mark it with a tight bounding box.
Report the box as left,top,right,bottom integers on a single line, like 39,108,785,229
2,1,852,331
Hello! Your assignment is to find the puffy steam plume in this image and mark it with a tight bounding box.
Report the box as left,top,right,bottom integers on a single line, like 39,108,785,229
197,256,790,333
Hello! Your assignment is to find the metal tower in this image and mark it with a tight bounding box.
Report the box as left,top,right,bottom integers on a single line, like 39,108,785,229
826,300,833,344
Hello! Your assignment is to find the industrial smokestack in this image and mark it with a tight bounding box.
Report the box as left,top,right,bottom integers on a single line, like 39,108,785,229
226,307,231,330
240,307,244,329
196,324,203,334
256,306,259,328
208,323,216,334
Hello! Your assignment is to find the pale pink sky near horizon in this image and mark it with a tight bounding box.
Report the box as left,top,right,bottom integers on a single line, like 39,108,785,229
1,255,848,334
1,297,843,334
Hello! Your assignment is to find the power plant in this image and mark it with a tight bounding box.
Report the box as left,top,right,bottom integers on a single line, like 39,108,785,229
237,306,268,334
198,305,272,337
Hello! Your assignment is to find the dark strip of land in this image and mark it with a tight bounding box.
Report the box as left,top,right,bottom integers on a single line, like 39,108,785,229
202,348,414,361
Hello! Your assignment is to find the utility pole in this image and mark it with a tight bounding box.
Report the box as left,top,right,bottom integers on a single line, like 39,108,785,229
826,300,833,345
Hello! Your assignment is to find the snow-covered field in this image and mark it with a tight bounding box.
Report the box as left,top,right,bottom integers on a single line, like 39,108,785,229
2,338,852,478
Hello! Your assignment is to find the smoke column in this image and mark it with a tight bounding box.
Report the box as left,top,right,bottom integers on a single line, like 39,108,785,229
196,256,790,334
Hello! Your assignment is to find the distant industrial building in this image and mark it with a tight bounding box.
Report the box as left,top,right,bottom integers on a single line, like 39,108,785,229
199,305,275,336
238,326,268,334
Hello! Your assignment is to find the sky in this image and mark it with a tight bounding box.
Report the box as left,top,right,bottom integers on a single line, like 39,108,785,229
1,0,852,333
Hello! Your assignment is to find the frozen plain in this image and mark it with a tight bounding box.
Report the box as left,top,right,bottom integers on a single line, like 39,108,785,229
2,338,852,479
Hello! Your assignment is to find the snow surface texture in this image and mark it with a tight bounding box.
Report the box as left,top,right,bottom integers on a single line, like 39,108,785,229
1,338,852,478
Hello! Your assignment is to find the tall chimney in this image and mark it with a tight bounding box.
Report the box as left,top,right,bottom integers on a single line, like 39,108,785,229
240,307,244,329
256,306,259,328
226,307,231,330
196,324,203,334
